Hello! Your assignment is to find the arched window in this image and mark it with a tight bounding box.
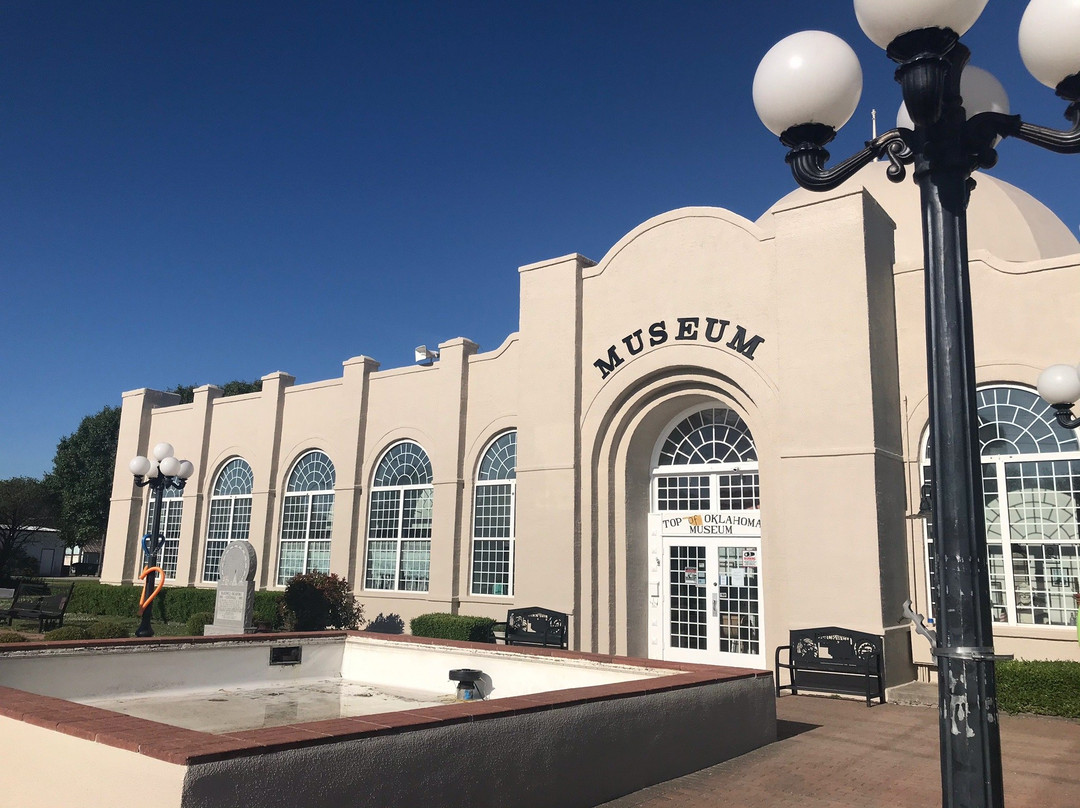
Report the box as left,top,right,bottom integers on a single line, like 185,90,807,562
471,432,516,596
653,408,760,512
922,386,1080,627
203,458,254,582
146,485,183,580
276,451,335,586
365,441,434,592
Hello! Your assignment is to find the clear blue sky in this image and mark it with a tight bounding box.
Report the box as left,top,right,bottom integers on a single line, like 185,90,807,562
1,1,1076,479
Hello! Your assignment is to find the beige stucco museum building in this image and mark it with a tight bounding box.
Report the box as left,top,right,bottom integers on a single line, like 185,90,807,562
101,164,1080,684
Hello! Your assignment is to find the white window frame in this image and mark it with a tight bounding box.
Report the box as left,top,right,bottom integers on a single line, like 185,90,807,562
921,384,1080,628
470,431,517,597
276,451,335,586
651,407,760,512
145,487,183,581
364,441,434,593
203,457,254,583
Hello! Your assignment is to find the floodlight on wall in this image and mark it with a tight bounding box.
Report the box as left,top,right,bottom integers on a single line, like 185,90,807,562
906,484,933,521
415,345,440,366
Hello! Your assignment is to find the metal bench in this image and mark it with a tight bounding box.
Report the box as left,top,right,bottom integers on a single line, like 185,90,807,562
493,606,569,649
4,582,75,633
775,626,885,707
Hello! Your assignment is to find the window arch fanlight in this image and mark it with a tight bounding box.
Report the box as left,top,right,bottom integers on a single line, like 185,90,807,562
657,407,758,467
276,451,335,586
203,457,254,583
653,407,760,513
365,441,434,592
146,484,184,581
921,385,1080,628
471,431,517,597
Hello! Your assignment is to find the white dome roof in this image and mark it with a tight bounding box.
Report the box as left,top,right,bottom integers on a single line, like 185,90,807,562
759,161,1078,264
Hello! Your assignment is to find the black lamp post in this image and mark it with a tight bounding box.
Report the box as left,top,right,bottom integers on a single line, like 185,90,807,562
129,443,193,637
753,2,1080,807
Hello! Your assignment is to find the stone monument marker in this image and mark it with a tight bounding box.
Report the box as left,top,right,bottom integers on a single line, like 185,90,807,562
204,540,258,635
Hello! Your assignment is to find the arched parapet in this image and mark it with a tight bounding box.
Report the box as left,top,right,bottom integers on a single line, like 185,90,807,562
582,206,774,283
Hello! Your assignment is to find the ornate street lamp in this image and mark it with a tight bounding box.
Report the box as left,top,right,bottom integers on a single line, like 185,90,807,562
129,442,193,637
753,2,1080,807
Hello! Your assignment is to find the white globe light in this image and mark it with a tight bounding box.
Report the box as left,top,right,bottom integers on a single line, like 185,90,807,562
177,460,195,480
1037,364,1080,405
152,442,175,462
753,31,863,137
854,0,989,49
896,65,1008,128
1019,0,1080,89
129,456,151,477
159,456,181,477
146,459,161,479
960,66,1010,117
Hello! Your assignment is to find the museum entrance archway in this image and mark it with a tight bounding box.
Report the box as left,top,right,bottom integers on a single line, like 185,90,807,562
646,407,764,668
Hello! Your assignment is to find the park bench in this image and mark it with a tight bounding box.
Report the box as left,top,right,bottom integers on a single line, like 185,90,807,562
493,606,569,649
4,582,75,633
775,626,885,707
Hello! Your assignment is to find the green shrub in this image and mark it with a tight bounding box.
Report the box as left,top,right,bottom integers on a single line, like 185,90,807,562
156,587,217,623
997,659,1080,718
410,613,496,643
66,580,287,631
253,591,285,630
281,573,364,631
67,581,146,618
43,625,91,641
67,581,225,623
85,620,131,639
186,611,214,636
0,631,28,643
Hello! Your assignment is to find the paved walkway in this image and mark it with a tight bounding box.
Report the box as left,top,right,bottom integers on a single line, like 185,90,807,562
594,695,1080,808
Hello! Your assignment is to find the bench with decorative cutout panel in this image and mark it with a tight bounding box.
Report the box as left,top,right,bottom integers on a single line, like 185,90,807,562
775,626,884,707
492,606,569,649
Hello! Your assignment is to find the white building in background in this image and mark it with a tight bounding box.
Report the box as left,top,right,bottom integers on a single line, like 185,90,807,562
101,164,1080,684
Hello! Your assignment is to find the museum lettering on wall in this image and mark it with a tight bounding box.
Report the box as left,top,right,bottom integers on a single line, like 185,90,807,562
593,316,765,379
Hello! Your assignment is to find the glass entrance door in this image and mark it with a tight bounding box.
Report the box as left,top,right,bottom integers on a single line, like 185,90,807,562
714,545,760,659
659,537,764,667
666,544,709,655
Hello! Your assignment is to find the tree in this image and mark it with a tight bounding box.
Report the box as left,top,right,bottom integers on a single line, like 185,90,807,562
168,379,262,404
0,477,60,578
50,406,121,549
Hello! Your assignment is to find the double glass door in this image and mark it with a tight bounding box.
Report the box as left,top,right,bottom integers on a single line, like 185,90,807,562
648,512,764,669
663,540,762,667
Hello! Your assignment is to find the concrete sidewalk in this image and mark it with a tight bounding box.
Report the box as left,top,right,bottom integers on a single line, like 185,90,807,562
594,695,1080,808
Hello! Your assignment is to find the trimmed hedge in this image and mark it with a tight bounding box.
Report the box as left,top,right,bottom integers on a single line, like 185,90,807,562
43,625,91,641
410,613,496,643
186,611,214,636
66,581,285,629
253,591,285,629
85,620,131,639
0,631,28,643
997,659,1080,718
67,581,144,618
